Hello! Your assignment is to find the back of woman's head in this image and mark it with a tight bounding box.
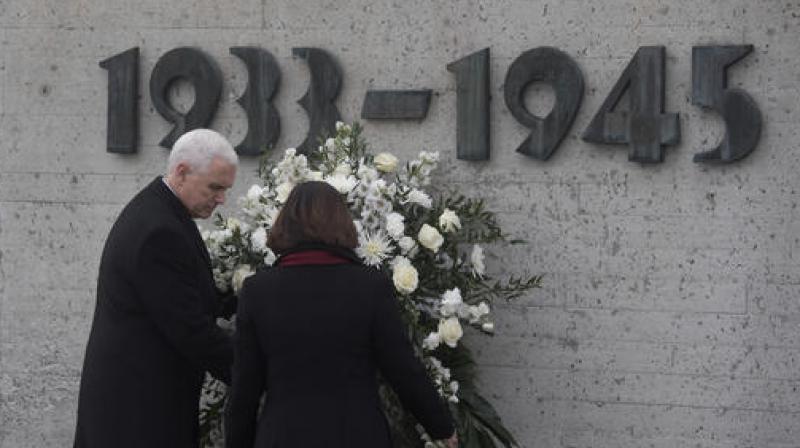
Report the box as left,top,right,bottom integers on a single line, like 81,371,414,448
267,181,358,253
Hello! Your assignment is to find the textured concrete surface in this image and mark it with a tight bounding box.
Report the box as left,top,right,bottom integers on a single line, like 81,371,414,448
0,0,798,446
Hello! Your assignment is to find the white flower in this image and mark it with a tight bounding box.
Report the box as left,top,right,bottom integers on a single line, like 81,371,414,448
250,227,267,252
335,121,346,131
385,212,405,240
438,208,461,233
232,264,255,294
469,302,490,323
275,182,294,203
471,244,485,278
356,231,392,266
392,259,419,294
264,248,277,266
397,236,416,255
226,217,242,232
334,163,351,176
440,287,463,317
422,332,441,351
246,184,264,201
324,137,335,151
405,189,432,208
325,174,357,194
481,321,495,333
438,317,463,348
374,152,399,173
307,170,323,181
417,224,443,253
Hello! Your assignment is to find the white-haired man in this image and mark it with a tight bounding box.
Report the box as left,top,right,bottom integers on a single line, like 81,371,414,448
74,129,239,448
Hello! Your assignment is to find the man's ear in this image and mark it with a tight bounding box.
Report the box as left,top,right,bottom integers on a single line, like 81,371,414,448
175,162,191,179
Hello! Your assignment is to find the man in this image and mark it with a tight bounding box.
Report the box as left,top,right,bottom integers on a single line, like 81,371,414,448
74,129,239,447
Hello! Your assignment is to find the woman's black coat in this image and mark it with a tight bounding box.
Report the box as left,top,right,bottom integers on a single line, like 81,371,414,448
73,178,233,447
225,247,454,447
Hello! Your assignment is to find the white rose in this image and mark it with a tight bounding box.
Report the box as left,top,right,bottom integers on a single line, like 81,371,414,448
438,317,463,348
405,189,432,208
471,244,485,278
422,332,441,351
374,152,399,173
250,227,267,252
385,212,405,240
275,182,294,203
232,264,255,294
438,208,461,233
392,261,419,294
417,224,443,253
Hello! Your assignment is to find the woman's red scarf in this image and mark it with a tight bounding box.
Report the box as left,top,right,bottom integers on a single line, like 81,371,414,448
277,250,352,266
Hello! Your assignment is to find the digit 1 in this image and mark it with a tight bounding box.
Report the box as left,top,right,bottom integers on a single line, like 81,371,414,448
149,47,223,149
691,45,762,163
99,47,139,153
447,48,490,161
230,47,281,156
504,47,584,161
581,46,680,163
292,47,342,155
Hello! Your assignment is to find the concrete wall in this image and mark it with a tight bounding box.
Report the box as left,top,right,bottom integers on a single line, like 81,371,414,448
1,0,798,446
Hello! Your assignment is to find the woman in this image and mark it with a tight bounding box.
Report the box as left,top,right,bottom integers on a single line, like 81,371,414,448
225,181,458,448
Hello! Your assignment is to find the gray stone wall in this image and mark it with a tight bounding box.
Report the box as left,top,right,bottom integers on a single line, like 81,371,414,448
1,1,798,446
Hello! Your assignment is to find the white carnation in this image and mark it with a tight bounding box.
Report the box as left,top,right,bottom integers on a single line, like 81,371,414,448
385,212,405,240
440,287,463,317
325,174,357,194
417,224,443,253
250,227,267,252
438,208,461,233
405,189,432,208
422,332,441,351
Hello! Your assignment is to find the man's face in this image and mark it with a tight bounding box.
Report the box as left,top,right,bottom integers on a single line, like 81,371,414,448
174,157,237,219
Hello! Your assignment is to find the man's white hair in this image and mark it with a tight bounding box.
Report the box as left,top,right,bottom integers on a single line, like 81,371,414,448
167,129,238,174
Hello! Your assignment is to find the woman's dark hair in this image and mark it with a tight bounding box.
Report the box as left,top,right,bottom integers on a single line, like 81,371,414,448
267,181,358,253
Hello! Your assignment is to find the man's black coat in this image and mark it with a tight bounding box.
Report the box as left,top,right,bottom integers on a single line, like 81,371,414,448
74,178,233,448
224,245,454,448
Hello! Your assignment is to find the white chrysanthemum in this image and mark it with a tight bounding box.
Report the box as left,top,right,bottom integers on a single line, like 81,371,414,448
471,244,485,278
440,287,463,317
325,174,357,194
356,231,392,266
417,224,443,252
250,227,267,252
438,208,461,233
385,212,405,240
405,189,432,208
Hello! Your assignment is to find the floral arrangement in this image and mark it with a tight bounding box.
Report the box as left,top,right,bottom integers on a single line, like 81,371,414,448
199,122,541,447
